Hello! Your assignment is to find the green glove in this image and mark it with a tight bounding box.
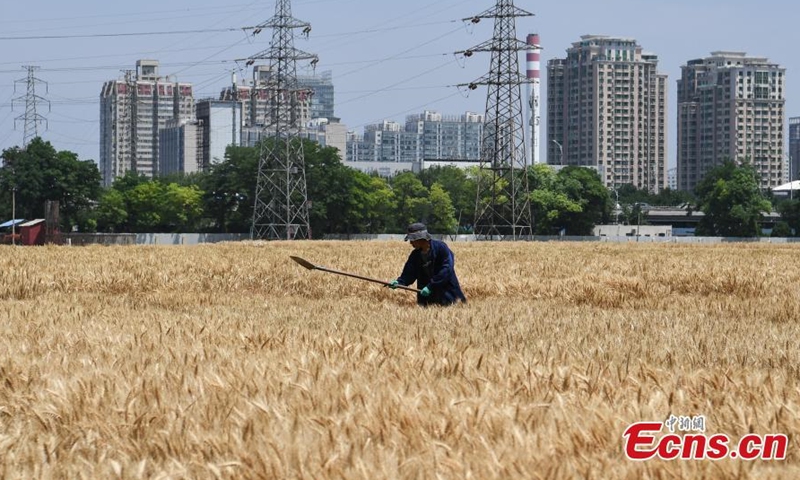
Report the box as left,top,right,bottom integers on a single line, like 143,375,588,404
420,286,431,297
388,280,399,290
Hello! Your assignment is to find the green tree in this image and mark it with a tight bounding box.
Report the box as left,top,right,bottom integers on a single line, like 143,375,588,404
473,168,511,229
109,170,151,194
777,199,800,236
556,166,612,235
620,203,650,227
613,184,694,217
391,172,430,226
326,170,389,235
530,190,583,235
161,183,204,232
615,183,652,206
98,172,154,232
695,161,771,237
305,141,359,236
156,171,206,188
0,138,101,230
353,173,397,234
202,139,394,237
418,166,476,230
427,183,457,234
652,187,694,207
126,181,164,232
201,145,258,233
95,189,128,232
95,172,206,233
771,221,792,237
527,164,582,234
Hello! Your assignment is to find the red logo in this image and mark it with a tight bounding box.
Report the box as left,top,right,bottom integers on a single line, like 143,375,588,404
623,417,787,461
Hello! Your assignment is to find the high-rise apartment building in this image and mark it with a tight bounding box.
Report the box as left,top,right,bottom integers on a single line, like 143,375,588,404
788,117,800,183
220,66,313,129
159,119,201,176
547,35,668,192
357,120,418,164
305,118,347,156
405,111,484,162
345,111,484,177
196,99,243,169
667,168,678,191
100,60,195,186
297,70,335,120
677,52,786,191
346,123,418,176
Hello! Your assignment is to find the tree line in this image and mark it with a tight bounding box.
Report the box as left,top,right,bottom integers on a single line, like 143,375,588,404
0,138,795,237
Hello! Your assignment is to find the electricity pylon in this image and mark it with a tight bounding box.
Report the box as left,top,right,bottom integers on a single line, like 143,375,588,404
458,0,534,240
13,66,50,147
248,0,319,240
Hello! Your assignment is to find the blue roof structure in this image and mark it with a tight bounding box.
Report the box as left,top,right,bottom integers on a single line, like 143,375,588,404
0,219,26,228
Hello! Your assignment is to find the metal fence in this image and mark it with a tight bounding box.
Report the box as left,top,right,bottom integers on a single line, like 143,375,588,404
46,233,800,246
62,233,249,246
322,234,800,244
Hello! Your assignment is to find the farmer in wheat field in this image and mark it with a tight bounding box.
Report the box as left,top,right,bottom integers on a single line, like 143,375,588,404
388,222,466,307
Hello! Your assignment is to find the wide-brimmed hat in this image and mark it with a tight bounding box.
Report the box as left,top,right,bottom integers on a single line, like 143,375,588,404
404,222,431,241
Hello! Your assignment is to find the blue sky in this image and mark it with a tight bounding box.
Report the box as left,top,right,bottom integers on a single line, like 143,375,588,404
0,0,796,170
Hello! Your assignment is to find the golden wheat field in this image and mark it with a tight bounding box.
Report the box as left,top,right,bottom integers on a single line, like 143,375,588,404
1,240,799,479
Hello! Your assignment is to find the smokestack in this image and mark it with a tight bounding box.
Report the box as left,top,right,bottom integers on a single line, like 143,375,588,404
526,33,540,82
526,33,541,165
231,72,238,101
232,72,239,145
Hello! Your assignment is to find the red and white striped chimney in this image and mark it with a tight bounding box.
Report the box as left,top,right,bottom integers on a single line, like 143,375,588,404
526,33,541,164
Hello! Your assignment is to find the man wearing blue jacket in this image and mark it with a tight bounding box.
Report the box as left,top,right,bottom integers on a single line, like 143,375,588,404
389,223,467,306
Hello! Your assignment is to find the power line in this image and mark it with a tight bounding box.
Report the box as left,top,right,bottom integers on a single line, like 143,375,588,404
2,0,357,27
49,111,96,123
0,130,17,149
270,19,456,40
0,52,452,76
0,17,456,43
168,38,252,77
337,59,458,106
42,130,99,147
352,90,464,131
0,1,483,160
0,107,16,130
337,85,446,94
0,3,275,25
0,61,234,74
0,27,249,41
334,25,464,81
309,0,468,54
144,0,264,66
0,42,261,67
314,52,451,68
0,51,440,76
0,28,453,77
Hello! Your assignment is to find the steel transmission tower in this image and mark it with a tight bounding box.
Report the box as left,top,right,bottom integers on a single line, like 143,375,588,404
13,66,50,147
458,0,534,239
248,0,318,240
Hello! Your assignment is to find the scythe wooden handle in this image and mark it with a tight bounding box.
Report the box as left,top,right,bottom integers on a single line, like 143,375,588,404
290,256,421,293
